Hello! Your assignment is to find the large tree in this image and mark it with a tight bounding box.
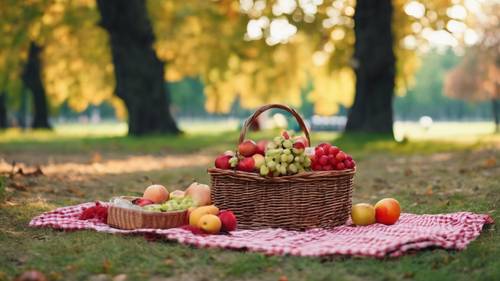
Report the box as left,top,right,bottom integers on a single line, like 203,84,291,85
21,42,51,129
96,0,179,135
345,0,395,135
0,91,6,128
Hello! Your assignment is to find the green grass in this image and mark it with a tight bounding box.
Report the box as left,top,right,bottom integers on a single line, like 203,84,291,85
0,123,499,280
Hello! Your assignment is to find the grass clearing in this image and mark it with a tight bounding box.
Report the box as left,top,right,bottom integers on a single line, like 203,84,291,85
0,123,499,280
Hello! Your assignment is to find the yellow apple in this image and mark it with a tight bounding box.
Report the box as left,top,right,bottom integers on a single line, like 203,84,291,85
351,203,376,226
197,214,222,234
189,205,219,226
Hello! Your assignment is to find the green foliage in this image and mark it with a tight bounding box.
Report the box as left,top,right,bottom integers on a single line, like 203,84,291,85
394,49,493,120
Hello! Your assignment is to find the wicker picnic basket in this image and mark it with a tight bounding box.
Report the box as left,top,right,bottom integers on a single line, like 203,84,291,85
107,197,188,230
208,104,355,230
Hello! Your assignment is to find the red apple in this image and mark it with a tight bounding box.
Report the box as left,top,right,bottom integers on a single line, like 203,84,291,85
238,140,257,157
132,198,154,207
292,140,306,154
282,131,291,140
237,157,255,172
256,140,268,155
215,154,232,169
374,198,401,225
218,210,237,231
293,136,309,147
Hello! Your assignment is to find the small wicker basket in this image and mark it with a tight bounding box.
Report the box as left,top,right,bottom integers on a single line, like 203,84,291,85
107,197,188,230
208,104,355,230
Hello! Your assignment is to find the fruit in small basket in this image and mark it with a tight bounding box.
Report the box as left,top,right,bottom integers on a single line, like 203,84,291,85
351,203,376,226
237,157,255,172
218,210,237,231
198,214,222,234
189,205,219,226
143,184,169,204
185,182,212,206
215,154,232,169
132,198,154,207
374,198,401,225
169,190,185,200
239,139,258,157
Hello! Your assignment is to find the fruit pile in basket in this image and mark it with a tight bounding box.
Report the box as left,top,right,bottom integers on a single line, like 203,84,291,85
107,182,237,234
214,131,355,176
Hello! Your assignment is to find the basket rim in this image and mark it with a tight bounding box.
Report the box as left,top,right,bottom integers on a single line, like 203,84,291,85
207,167,355,182
108,204,188,216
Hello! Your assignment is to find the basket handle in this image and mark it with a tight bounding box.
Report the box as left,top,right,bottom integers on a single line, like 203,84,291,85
239,104,311,145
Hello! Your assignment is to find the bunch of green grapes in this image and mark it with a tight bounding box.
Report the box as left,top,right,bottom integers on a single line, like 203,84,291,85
143,197,196,212
259,133,311,177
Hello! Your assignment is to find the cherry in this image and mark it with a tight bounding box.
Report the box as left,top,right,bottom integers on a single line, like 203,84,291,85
328,146,339,156
336,151,346,161
315,147,325,158
323,165,333,171
319,155,329,165
336,162,346,170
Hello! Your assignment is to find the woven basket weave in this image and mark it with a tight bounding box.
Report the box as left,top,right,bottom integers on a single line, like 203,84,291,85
107,197,188,230
209,104,355,230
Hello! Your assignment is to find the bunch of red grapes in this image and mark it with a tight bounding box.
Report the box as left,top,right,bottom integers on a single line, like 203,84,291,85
310,143,356,171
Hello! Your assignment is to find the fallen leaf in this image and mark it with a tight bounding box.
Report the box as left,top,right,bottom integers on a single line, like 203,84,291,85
102,259,112,274
164,258,175,266
67,187,85,197
48,271,63,281
403,271,415,278
91,152,103,164
10,182,27,191
483,157,496,168
425,185,433,196
404,168,413,176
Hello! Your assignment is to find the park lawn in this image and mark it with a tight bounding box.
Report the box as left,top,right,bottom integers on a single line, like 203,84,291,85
0,128,499,281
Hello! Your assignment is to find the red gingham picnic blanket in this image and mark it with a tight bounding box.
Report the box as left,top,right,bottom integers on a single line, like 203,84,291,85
29,202,494,258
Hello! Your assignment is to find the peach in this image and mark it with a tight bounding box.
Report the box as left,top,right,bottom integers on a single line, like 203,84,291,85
374,198,401,225
143,184,169,204
189,205,219,226
185,182,211,206
169,190,185,200
351,203,376,226
198,214,222,234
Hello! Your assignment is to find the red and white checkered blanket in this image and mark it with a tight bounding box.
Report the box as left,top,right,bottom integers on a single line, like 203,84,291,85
29,202,493,258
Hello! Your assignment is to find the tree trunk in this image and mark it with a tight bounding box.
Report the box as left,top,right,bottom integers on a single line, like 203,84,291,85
96,0,179,135
493,98,499,132
345,0,395,136
21,42,51,129
0,91,7,129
